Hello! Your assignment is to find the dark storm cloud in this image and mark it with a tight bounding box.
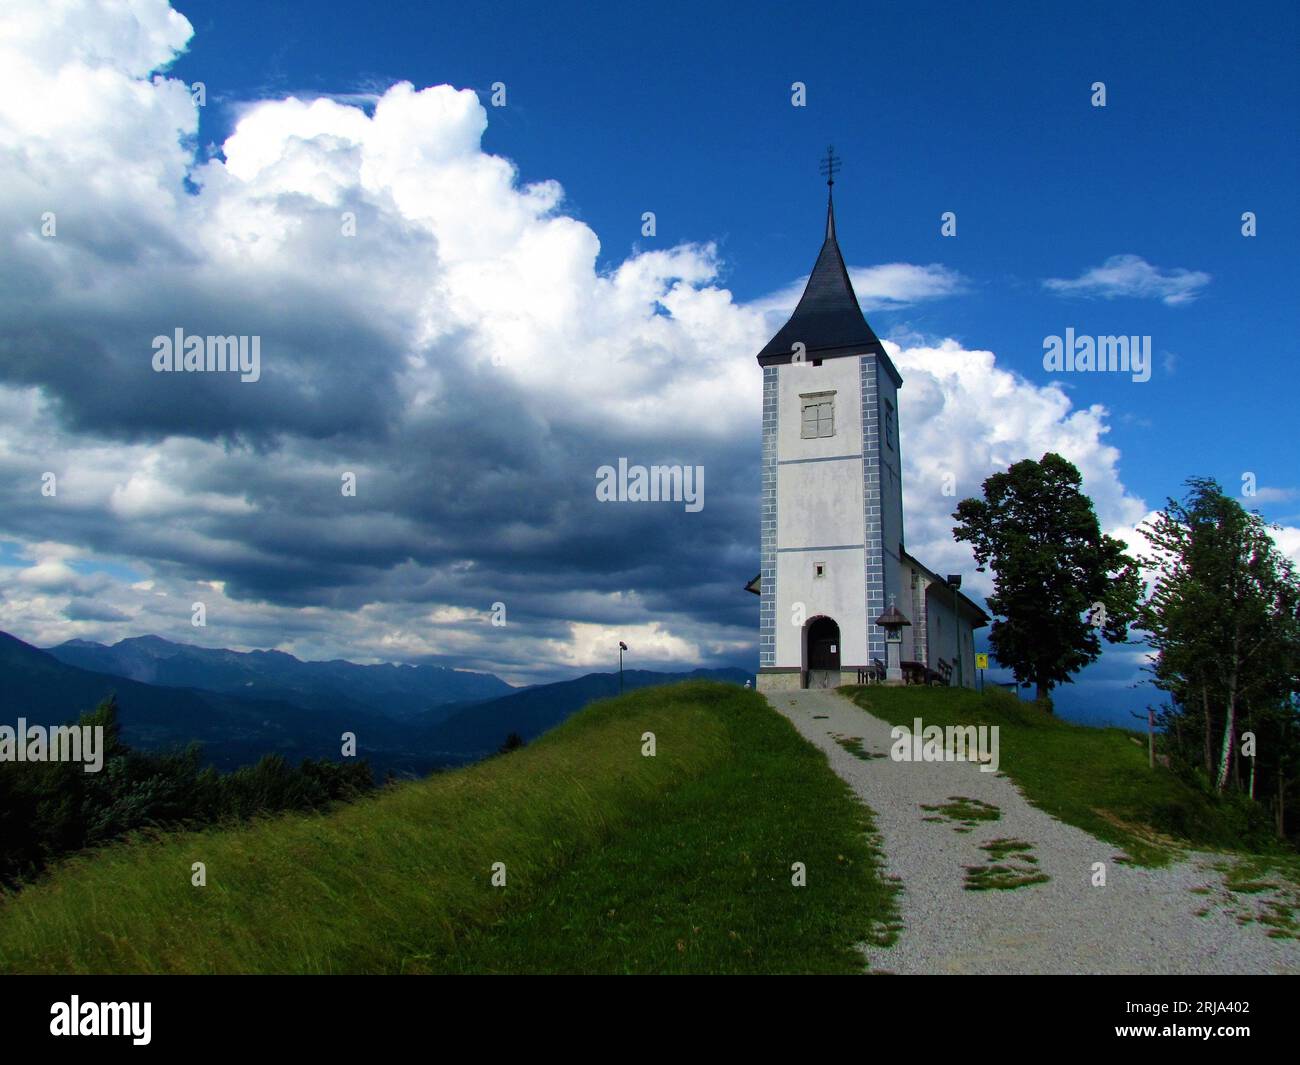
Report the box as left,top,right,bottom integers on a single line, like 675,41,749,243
64,597,131,622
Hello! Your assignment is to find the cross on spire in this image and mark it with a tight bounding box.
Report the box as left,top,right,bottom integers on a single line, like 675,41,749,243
818,145,840,187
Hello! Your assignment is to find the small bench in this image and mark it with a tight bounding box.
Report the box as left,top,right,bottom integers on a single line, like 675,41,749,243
856,659,886,684
901,660,929,686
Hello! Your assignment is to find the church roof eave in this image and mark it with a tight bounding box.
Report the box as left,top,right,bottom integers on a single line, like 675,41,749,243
757,342,904,388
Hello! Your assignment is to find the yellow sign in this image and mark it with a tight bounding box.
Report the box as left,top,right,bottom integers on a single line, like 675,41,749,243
975,653,989,670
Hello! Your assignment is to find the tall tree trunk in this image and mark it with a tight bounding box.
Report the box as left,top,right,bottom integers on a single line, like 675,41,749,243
1215,706,1234,791
1035,680,1052,711
1215,642,1240,792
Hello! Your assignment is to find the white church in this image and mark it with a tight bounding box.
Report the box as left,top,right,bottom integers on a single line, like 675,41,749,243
747,169,987,691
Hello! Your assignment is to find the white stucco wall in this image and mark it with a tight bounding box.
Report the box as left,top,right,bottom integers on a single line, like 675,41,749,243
921,583,982,687
772,357,869,667
776,357,863,459
926,585,960,677
774,548,868,666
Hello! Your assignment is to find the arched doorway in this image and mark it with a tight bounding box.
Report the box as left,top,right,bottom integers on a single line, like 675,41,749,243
804,615,841,688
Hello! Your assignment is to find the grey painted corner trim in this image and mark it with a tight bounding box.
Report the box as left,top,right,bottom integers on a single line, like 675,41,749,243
759,365,779,668
777,453,863,466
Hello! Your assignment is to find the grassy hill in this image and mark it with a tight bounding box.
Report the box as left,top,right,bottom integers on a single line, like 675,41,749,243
0,681,897,974
1,629,751,776
424,666,753,756
844,684,1288,866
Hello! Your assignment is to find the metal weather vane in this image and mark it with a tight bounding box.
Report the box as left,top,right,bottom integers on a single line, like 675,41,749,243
819,144,840,187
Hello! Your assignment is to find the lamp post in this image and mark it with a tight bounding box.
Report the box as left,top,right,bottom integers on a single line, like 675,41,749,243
619,641,628,695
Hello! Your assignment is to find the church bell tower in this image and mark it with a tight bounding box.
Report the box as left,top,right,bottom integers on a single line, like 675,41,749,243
753,150,907,691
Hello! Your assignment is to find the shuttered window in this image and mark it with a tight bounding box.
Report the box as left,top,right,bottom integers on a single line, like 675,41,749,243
800,395,834,438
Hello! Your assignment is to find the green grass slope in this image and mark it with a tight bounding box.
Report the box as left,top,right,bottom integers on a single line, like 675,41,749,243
845,685,1286,866
0,681,897,974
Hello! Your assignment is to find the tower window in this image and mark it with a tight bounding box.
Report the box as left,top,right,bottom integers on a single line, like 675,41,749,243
800,392,835,439
814,561,826,578
883,399,896,450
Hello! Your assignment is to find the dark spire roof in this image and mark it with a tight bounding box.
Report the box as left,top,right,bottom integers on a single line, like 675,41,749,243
756,186,885,366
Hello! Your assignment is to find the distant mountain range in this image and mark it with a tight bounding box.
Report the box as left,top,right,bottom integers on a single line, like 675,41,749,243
0,631,443,775
46,635,512,721
0,631,752,776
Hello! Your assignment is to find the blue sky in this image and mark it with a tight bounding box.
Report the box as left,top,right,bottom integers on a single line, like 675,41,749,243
167,0,1299,514
0,0,1296,725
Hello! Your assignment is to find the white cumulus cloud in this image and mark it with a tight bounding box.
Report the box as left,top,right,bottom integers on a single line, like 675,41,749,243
3,0,1289,691
1043,254,1210,306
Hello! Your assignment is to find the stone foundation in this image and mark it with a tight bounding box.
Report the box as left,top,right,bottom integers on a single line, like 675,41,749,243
756,669,867,692
755,670,802,693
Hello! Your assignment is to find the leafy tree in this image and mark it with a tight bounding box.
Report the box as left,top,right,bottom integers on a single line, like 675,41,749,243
498,732,526,755
0,697,377,889
953,452,1141,708
1140,478,1300,823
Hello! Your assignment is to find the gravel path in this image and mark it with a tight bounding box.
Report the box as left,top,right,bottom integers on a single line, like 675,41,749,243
770,688,1300,974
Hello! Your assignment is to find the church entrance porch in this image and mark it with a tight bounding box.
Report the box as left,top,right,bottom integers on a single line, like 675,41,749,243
804,615,840,688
